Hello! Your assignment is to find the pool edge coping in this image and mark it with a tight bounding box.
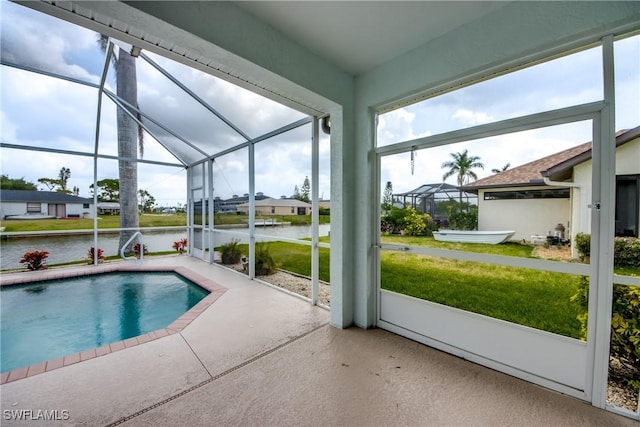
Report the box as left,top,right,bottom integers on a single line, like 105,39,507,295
0,264,227,384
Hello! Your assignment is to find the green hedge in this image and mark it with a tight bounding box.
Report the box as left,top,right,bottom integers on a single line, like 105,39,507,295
572,233,640,379
574,233,640,268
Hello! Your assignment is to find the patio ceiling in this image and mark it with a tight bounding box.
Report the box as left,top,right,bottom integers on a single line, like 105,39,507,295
235,1,511,75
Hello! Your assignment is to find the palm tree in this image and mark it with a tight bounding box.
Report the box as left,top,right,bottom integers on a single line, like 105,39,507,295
491,163,511,174
441,149,484,207
100,36,143,251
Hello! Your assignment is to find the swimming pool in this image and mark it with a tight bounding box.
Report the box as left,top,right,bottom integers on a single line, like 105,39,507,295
1,271,209,373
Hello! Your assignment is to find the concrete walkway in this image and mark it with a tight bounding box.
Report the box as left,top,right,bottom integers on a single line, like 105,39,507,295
1,257,637,426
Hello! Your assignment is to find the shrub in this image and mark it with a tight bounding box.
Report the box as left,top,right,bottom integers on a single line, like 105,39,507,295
574,232,591,261
403,209,426,236
611,285,640,367
133,242,148,259
448,209,478,230
172,237,188,254
574,233,640,268
255,242,277,275
86,247,105,264
614,237,640,268
572,234,640,380
19,250,50,270
381,205,409,234
573,278,640,376
381,206,436,236
220,238,242,264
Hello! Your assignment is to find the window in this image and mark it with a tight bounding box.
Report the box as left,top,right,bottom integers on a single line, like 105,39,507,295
615,175,639,237
484,188,570,200
83,203,90,209
26,203,41,213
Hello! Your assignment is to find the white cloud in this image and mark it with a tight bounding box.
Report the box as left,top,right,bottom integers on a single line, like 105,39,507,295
377,108,431,146
451,109,494,126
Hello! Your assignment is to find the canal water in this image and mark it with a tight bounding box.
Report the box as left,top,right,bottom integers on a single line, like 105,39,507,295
1,224,330,270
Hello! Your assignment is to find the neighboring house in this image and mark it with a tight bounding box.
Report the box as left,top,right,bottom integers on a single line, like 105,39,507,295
97,202,121,215
318,200,331,210
237,197,312,215
214,192,271,214
464,126,640,244
0,190,94,219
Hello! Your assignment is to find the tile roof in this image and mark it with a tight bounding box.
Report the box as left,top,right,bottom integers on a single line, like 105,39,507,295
464,126,640,190
0,190,93,203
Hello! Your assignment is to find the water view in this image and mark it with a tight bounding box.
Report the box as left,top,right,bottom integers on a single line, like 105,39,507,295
0,225,330,270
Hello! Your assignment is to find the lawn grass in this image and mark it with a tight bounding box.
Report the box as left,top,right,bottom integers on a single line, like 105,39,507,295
379,235,583,338
381,234,535,257
381,251,583,338
225,236,583,339
221,241,331,282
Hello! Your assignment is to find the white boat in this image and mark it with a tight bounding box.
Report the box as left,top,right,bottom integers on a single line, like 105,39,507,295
4,214,56,220
432,230,515,244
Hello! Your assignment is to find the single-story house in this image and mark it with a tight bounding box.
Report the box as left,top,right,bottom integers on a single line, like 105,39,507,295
464,126,640,244
237,197,312,215
97,202,121,215
0,190,94,219
213,192,271,214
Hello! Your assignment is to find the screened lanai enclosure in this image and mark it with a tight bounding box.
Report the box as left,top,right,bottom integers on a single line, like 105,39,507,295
0,2,330,304
393,183,477,225
2,0,640,422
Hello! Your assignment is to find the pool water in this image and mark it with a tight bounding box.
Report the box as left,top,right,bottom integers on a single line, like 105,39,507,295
1,272,209,373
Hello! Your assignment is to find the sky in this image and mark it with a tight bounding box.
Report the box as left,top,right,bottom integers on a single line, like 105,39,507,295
0,1,329,207
1,1,639,206
377,35,640,195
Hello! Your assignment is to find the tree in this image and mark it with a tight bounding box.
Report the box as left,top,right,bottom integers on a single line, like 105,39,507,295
37,177,62,191
442,149,484,208
58,167,71,191
138,189,156,213
90,178,120,202
0,175,37,190
299,176,311,203
292,185,300,200
100,35,144,251
382,181,393,215
491,163,511,174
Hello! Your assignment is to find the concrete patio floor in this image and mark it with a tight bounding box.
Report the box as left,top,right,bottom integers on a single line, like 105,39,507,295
1,256,637,426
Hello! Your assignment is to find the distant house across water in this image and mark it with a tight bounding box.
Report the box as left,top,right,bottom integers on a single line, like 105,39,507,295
0,190,94,219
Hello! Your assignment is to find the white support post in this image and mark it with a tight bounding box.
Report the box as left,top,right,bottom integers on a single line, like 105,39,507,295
208,159,215,263
248,141,256,279
201,162,207,261
590,34,616,409
311,117,320,305
187,169,193,257
92,42,113,265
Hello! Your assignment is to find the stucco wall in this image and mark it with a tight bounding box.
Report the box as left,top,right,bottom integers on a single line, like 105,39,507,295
65,203,93,218
1,202,32,218
572,136,640,239
478,188,571,241
0,202,93,218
